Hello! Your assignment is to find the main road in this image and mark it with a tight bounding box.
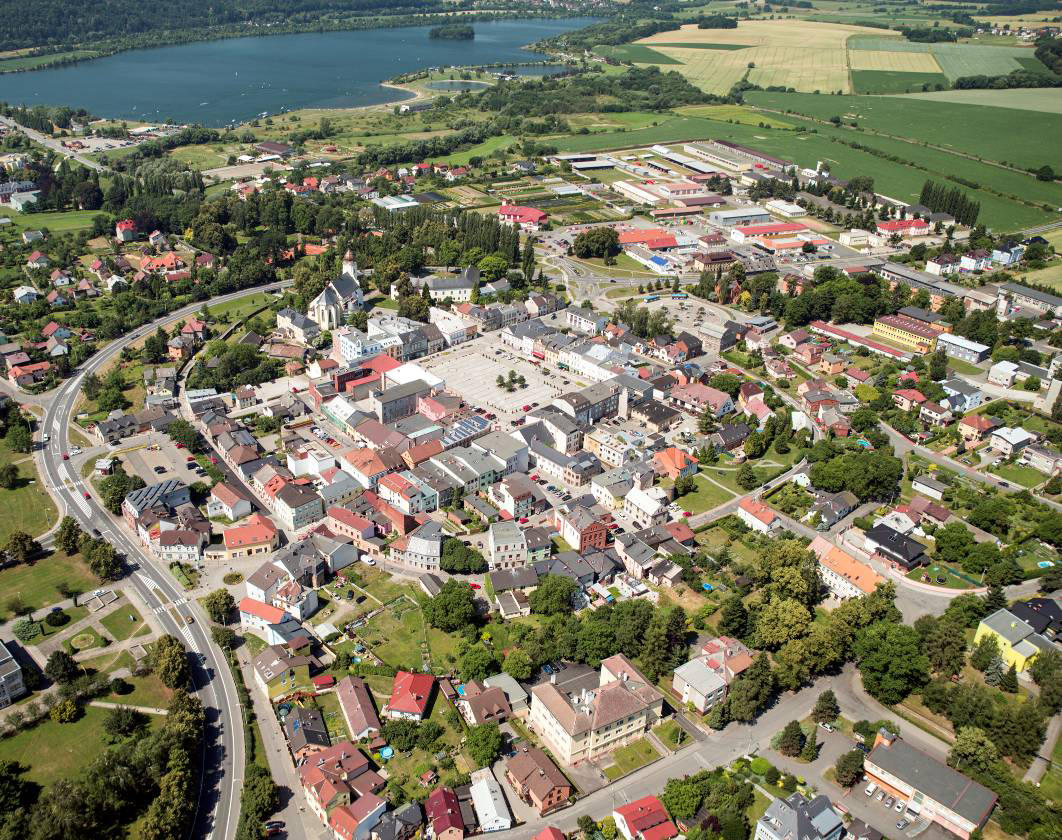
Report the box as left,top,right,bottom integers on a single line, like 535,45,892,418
32,281,289,840
0,115,107,172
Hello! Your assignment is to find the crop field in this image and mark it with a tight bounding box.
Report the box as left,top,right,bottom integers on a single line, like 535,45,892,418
745,47,850,93
646,42,751,51
640,20,884,50
847,36,1034,79
851,70,950,94
595,44,682,64
673,103,795,128
646,47,749,95
848,50,943,73
746,91,1062,170
895,88,1062,114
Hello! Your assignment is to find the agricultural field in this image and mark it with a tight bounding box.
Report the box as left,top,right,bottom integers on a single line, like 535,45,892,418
848,49,943,73
896,88,1062,115
594,44,682,65
850,70,950,94
848,36,1038,79
745,91,1062,171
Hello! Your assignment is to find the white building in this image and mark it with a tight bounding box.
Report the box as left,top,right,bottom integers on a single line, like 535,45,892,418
469,769,512,832
622,486,668,529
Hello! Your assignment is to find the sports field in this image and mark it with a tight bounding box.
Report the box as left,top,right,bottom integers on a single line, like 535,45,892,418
746,91,1062,171
896,88,1062,115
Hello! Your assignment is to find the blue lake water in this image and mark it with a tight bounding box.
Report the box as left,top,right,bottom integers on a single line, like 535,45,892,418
1,18,596,126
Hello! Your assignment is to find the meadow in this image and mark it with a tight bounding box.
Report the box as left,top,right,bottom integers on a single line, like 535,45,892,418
850,70,950,94
897,88,1062,115
746,91,1062,170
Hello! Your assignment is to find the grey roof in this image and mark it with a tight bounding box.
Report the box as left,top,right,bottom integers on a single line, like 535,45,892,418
912,474,947,493
867,733,996,824
376,379,431,403
980,608,1037,644
760,793,843,840
1001,282,1062,308
865,524,927,565
489,566,539,593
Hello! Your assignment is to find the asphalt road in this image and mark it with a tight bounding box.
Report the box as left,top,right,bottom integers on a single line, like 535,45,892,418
30,283,287,840
0,116,107,172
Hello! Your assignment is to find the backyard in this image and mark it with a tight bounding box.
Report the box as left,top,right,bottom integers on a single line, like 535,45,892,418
675,474,737,514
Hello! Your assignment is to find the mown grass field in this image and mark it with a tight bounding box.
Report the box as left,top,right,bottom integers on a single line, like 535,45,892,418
9,209,100,233
595,44,682,65
896,88,1062,115
850,69,950,94
0,550,98,619
0,439,58,545
746,91,1062,170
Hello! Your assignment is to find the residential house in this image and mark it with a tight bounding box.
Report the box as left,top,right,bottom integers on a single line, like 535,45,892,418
251,644,311,699
469,768,512,832
920,401,953,428
285,706,331,760
458,684,512,727
207,482,252,521
959,414,999,442
973,608,1054,673
1022,443,1062,475
613,796,678,840
425,788,465,840
221,514,279,561
504,746,572,815
336,676,382,739
528,654,663,766
755,793,843,840
555,505,608,553
809,490,858,530
384,671,435,720
652,447,698,480
808,536,882,599
672,636,754,713
623,486,669,530
990,426,1036,458
738,497,778,534
863,524,928,571
488,520,528,570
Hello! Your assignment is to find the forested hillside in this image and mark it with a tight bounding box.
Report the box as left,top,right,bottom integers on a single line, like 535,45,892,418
0,0,450,50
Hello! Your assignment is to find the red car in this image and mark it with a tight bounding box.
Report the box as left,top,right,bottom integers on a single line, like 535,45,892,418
83,491,91,499
62,453,69,460
522,405,531,411
530,474,539,481
519,517,528,524
683,511,692,517
175,443,185,449
469,582,481,590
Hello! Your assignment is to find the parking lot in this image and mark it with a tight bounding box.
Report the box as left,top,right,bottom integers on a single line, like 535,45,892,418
419,337,570,422
117,432,207,487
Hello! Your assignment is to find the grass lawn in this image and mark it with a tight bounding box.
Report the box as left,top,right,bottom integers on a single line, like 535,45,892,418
242,633,267,657
0,551,98,621
988,462,1045,489
65,625,105,654
652,720,688,750
747,789,774,825
1038,733,1062,805
907,561,980,590
208,292,275,326
99,601,150,642
945,358,985,377
676,474,737,514
9,209,101,234
111,672,176,710
310,691,351,743
361,600,427,672
603,738,661,780
0,706,156,788
0,439,58,544
350,566,414,604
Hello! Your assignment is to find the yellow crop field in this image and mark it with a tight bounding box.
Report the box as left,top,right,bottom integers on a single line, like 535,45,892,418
639,19,898,49
849,50,944,72
650,47,750,95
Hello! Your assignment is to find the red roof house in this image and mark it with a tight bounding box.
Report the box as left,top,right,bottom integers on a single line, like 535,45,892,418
385,670,435,720
613,796,678,840
498,204,547,230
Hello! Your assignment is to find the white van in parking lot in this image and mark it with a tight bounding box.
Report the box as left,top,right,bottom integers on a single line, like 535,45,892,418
864,782,877,797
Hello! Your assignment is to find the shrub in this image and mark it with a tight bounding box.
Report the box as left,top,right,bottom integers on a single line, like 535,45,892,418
750,756,771,775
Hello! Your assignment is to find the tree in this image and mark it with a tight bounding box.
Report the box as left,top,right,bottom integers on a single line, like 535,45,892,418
502,647,533,681
835,749,865,787
44,650,79,684
578,816,597,839
854,622,929,705
55,516,83,555
4,425,31,455
934,522,976,566
50,699,80,724
812,690,839,724
984,584,1006,613
459,644,499,682
165,419,199,452
104,705,148,739
800,735,819,762
601,817,617,840
239,764,279,831
465,723,504,768
970,634,1000,672
149,635,190,689
424,579,477,632
924,617,967,677
727,654,775,722
736,463,759,491
211,625,236,650
203,589,235,624
948,726,999,775
529,574,578,615
4,531,39,565
779,720,805,757
999,663,1018,693
0,463,17,490
755,597,811,650
717,595,748,638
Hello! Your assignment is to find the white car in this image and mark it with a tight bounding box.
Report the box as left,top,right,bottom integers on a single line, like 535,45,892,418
42,433,50,443
362,557,376,566
70,446,82,455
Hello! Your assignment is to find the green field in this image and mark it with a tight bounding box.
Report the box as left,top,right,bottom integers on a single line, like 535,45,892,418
0,49,99,72
676,474,737,514
747,91,1062,171
441,134,516,166
0,706,160,788
648,42,752,51
100,601,150,641
595,44,683,65
851,70,950,94
9,209,100,233
0,447,57,544
0,550,98,620
847,37,1034,80
896,88,1062,115
603,738,661,780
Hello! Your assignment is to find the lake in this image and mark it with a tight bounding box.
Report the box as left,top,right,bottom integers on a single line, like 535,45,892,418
1,19,596,126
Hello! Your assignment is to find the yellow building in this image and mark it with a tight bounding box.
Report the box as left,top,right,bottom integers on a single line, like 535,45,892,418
973,608,1053,673
872,314,939,354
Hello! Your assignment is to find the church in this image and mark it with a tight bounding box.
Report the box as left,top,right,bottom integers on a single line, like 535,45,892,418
307,251,365,330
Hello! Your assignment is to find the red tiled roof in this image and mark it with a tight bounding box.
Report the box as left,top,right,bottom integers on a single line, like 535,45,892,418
239,597,286,624
388,670,435,716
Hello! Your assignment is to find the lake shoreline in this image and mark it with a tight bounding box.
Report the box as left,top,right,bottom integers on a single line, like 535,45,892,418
0,19,596,125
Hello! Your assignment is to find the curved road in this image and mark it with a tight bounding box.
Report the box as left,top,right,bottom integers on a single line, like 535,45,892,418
32,281,289,840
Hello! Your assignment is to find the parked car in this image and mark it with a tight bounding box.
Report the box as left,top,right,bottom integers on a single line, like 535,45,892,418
895,801,906,813
896,820,909,831
818,722,835,732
